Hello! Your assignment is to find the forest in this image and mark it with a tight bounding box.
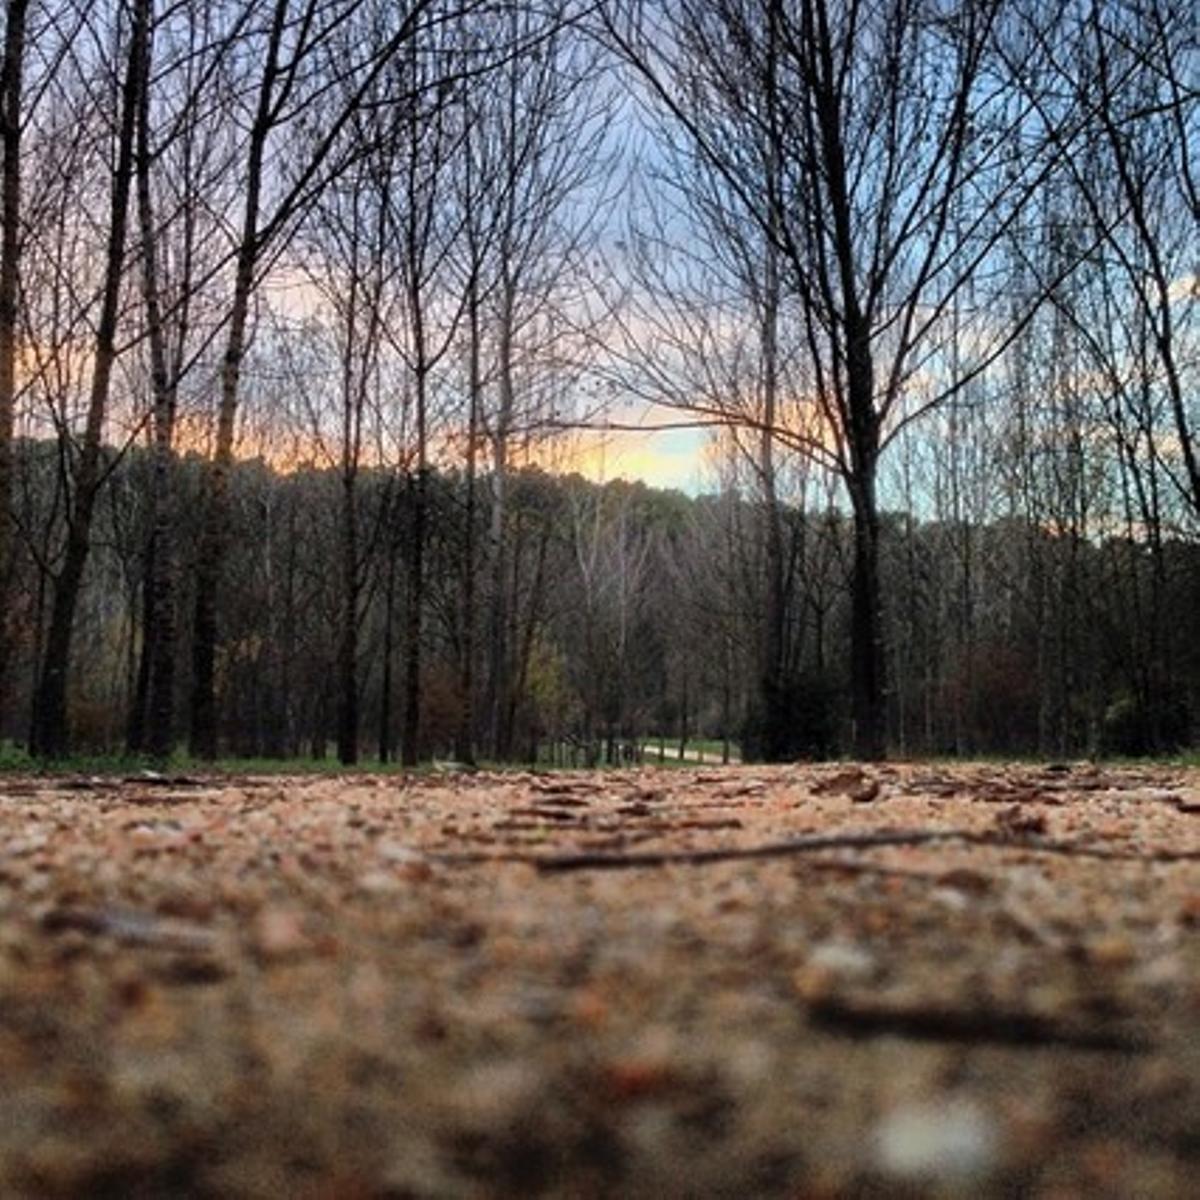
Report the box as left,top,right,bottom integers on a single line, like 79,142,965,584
5,444,1200,764
0,0,1195,766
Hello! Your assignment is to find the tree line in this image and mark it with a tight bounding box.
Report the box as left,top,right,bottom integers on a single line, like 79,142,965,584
4,442,1197,762
0,0,1195,763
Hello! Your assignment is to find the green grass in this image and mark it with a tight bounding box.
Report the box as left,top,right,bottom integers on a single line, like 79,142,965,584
0,743,585,778
688,738,740,757
3,738,1193,777
0,742,423,777
1090,750,1200,769
194,755,411,776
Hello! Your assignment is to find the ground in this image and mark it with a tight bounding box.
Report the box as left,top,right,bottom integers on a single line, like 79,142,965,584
0,761,1197,1197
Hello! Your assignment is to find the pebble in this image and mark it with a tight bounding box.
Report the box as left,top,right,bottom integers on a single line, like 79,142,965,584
251,905,309,961
806,940,877,979
874,1098,998,1180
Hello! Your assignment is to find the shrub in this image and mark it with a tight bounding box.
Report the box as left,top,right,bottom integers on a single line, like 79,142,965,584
743,672,841,762
1101,690,1191,757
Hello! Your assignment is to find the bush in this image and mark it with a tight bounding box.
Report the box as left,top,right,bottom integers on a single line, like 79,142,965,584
1101,690,1191,757
742,672,841,762
0,740,32,770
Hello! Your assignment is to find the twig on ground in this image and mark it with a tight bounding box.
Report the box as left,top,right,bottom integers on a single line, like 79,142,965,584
806,994,1153,1053
520,828,1200,872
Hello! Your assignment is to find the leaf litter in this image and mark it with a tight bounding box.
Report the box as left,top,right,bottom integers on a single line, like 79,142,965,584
0,760,1197,1197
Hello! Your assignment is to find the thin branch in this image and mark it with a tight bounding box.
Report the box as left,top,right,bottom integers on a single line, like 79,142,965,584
461,827,1200,871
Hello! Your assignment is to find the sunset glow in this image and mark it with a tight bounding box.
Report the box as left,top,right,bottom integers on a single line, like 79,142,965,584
545,424,714,493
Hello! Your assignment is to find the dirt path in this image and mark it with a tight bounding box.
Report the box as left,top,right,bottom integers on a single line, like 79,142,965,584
638,743,742,765
1,761,1197,1196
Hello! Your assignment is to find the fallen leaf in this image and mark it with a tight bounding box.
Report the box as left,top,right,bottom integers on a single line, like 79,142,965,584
849,779,881,804
251,905,309,961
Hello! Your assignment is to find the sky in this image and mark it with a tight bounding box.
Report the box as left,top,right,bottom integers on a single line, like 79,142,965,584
566,423,715,495
254,256,721,495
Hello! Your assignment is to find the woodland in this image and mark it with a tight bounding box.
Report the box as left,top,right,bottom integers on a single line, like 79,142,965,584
0,0,1195,767
4,446,1200,766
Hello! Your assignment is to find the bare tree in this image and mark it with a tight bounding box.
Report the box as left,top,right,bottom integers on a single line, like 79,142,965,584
449,70,493,765
1069,0,1196,520
989,0,1198,750
388,22,477,766
565,478,654,763
0,0,28,712
29,0,147,756
471,8,612,760
188,0,470,758
127,0,234,758
603,0,1080,758
300,101,399,765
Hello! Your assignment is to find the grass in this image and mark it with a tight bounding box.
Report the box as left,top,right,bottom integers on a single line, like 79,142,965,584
688,737,740,758
2,739,1194,777
0,742,421,777
0,743,622,778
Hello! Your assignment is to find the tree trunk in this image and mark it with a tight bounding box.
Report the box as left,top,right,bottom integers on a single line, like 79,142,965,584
486,284,516,760
336,466,359,764
454,279,482,764
759,227,788,760
400,462,427,767
845,305,886,761
189,303,249,759
509,521,549,750
278,499,299,756
0,0,27,703
131,1,180,761
144,444,178,759
399,299,430,767
848,464,886,762
126,552,153,754
335,285,363,766
755,1,789,762
379,534,397,763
